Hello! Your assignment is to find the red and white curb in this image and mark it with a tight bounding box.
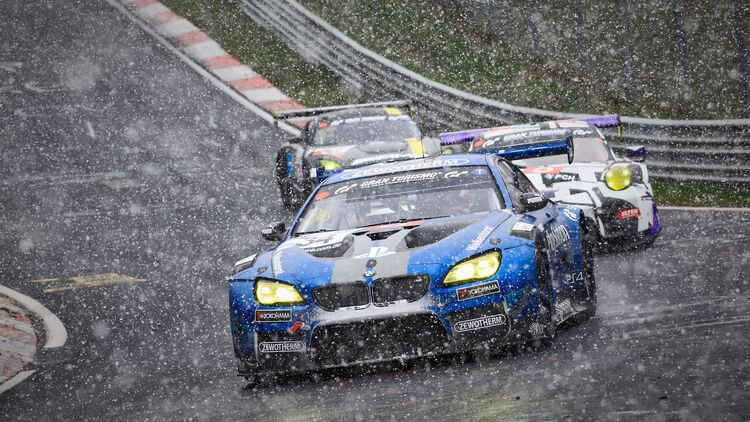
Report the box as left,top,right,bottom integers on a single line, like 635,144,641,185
116,0,305,131
0,284,67,395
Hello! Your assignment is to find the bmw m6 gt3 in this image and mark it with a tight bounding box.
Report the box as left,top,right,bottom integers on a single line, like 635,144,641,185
229,140,596,382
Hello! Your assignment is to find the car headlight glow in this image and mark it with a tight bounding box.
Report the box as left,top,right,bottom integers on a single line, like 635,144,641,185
604,165,632,191
319,159,342,172
255,280,304,305
443,251,501,285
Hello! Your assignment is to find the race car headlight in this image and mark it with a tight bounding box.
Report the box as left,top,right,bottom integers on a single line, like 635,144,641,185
319,159,342,172
604,165,632,191
443,251,501,285
254,280,304,306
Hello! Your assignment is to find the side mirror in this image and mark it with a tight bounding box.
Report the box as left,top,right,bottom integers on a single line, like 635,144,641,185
261,221,286,241
520,192,548,212
624,145,646,162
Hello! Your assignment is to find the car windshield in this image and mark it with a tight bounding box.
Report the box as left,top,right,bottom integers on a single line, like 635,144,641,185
514,136,613,166
294,166,504,234
312,116,421,146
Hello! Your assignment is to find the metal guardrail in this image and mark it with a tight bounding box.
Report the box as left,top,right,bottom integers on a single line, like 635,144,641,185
237,0,750,183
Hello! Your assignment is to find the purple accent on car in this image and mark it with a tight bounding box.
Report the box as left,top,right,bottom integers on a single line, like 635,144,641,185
438,128,492,145
625,145,647,157
582,115,621,128
650,203,661,237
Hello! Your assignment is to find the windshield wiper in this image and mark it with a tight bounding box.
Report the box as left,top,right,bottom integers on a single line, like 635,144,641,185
354,215,451,230
295,228,337,236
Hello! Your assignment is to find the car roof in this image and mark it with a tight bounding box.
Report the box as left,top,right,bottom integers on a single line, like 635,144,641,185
322,154,491,184
309,106,411,122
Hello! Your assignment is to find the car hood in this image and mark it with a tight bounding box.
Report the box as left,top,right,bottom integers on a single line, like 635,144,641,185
238,211,515,288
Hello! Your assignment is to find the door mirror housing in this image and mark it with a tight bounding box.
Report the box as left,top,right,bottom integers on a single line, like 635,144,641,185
520,192,548,212
261,221,287,241
624,145,646,162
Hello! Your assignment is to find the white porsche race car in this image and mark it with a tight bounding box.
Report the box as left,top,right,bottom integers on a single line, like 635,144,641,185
439,115,661,248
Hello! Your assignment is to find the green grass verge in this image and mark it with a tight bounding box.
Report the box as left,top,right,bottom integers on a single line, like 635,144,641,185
159,0,349,107
653,181,750,208
298,0,684,118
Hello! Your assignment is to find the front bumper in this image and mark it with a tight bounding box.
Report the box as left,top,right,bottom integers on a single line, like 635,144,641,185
233,280,536,376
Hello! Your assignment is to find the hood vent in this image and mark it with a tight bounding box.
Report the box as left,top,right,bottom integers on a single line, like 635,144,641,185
404,218,478,249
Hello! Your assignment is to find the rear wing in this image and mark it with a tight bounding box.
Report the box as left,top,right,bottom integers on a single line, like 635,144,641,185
581,114,622,136
481,135,575,164
272,100,413,120
438,114,623,146
439,127,494,146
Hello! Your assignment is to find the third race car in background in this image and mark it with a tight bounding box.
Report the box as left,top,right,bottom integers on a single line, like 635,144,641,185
439,115,661,249
273,101,440,210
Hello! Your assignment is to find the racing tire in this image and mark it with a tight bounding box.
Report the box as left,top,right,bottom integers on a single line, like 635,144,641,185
277,175,303,211
577,220,597,321
532,240,556,348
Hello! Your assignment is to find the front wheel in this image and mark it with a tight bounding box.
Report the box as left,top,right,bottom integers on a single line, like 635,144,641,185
577,220,597,321
532,242,556,348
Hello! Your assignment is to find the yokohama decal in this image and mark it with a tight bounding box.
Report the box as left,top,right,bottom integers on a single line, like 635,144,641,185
456,281,500,301
255,309,292,322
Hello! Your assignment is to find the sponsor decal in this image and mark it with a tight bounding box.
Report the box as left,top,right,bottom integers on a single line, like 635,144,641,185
272,251,284,275
502,129,569,143
526,196,544,204
339,158,471,179
334,183,358,195
258,341,304,353
544,224,571,250
565,271,584,284
456,281,501,301
444,170,469,178
618,208,641,220
547,173,579,183
555,298,575,317
453,314,507,333
512,221,535,233
255,309,292,322
465,226,494,251
314,191,330,201
528,322,545,337
283,231,353,252
523,165,567,175
471,168,487,176
306,242,344,254
353,246,395,259
562,208,579,221
571,129,595,137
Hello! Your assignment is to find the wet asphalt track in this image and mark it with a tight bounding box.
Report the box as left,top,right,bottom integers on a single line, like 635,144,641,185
1,0,749,420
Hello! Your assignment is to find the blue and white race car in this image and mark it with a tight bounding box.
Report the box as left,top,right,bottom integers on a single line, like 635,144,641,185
440,116,661,248
228,139,596,382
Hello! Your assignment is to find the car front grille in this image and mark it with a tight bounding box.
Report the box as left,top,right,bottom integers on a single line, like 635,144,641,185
310,314,448,365
313,282,369,311
372,275,430,304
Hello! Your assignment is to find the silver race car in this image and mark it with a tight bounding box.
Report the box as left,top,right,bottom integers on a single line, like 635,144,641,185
439,116,661,248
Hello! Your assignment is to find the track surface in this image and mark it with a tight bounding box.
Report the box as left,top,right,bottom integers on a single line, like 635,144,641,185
1,0,749,420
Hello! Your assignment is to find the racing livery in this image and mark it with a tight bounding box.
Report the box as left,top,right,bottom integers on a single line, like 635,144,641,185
274,101,440,210
440,115,661,248
229,141,596,382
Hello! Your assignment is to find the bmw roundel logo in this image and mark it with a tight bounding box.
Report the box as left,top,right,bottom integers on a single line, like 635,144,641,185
364,268,376,278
